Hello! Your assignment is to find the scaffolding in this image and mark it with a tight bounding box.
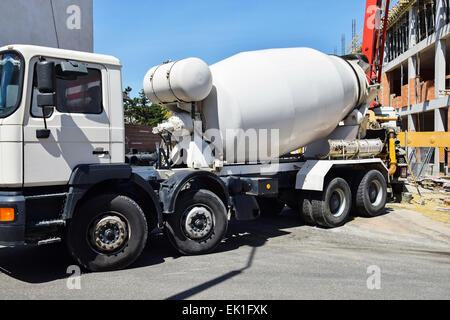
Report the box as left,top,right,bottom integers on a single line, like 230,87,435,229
386,0,437,62
347,0,413,54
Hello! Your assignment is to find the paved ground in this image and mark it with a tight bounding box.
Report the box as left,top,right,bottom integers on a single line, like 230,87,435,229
0,207,449,300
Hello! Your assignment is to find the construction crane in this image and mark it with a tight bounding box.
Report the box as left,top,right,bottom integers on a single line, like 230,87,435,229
362,0,391,85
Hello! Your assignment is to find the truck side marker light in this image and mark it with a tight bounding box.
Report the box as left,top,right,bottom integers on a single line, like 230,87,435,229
0,208,15,222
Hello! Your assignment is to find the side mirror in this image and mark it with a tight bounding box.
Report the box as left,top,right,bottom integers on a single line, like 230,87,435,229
36,60,55,92
35,60,55,139
36,60,56,108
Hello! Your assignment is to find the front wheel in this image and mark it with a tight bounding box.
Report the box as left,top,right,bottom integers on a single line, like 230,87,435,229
164,189,228,255
67,194,148,272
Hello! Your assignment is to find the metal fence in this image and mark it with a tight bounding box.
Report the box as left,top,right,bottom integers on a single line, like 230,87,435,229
408,146,436,177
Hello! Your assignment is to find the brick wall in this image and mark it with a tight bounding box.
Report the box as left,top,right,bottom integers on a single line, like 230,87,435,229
386,75,436,110
125,124,160,153
401,84,408,107
409,78,416,105
421,80,435,102
380,72,390,106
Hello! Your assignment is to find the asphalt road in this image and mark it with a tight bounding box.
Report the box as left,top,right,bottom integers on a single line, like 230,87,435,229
0,207,449,300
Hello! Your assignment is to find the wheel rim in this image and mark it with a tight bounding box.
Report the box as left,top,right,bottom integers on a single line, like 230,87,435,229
182,206,214,240
329,188,346,217
89,213,129,253
368,179,383,206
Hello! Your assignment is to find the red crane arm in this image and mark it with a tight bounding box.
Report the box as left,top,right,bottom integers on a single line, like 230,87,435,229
361,0,391,83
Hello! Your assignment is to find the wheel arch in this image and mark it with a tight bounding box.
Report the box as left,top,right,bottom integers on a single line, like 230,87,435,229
296,159,388,192
64,164,162,228
159,170,229,214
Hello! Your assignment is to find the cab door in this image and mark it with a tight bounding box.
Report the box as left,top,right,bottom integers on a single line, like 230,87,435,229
23,58,111,187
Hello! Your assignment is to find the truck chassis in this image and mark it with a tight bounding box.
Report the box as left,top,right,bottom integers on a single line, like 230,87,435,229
0,157,389,271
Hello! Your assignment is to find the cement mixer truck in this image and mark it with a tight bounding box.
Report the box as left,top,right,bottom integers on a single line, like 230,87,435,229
0,44,404,271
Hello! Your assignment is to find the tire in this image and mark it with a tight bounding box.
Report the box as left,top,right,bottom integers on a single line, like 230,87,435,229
350,171,365,215
355,170,387,217
311,177,352,228
164,189,228,255
256,197,285,216
67,194,148,272
299,192,316,226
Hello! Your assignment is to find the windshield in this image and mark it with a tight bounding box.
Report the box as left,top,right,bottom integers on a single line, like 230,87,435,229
0,51,24,118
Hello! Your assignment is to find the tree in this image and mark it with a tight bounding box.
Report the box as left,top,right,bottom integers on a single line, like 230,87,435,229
123,86,169,126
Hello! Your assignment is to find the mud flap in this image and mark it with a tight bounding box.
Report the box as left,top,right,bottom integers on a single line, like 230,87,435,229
231,195,260,221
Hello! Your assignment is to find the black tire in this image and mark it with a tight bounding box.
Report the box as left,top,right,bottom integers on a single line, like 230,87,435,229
355,170,387,217
311,177,352,228
67,194,148,272
299,192,316,226
164,189,228,255
350,171,365,215
256,197,285,216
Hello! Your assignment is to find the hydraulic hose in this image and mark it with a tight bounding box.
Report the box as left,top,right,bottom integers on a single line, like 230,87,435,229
388,130,397,176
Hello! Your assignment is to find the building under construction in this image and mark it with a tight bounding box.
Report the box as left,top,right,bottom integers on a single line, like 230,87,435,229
350,0,450,176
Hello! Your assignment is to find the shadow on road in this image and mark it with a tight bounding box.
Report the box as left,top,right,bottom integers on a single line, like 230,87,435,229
162,206,400,299
0,207,307,284
166,246,258,300
164,209,306,299
0,243,73,283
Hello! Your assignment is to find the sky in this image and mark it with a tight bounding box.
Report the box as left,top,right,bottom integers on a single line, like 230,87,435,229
93,0,368,97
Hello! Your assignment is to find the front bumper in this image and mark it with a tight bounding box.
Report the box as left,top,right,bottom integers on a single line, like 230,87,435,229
0,191,25,246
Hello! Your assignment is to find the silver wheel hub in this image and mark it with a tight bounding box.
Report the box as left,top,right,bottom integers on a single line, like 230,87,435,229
369,180,383,206
90,215,128,252
183,206,213,240
329,188,346,217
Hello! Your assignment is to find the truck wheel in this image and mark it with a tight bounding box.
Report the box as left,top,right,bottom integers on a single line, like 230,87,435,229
67,194,148,272
355,170,387,217
311,177,351,228
164,189,228,255
299,193,316,226
256,197,285,216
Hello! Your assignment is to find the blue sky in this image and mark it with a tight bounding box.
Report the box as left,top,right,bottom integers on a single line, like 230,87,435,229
94,0,367,97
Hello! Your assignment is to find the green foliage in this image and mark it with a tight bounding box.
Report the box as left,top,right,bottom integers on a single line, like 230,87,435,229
123,86,170,126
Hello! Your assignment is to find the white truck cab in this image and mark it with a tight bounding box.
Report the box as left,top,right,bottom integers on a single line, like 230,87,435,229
0,45,164,272
0,45,125,188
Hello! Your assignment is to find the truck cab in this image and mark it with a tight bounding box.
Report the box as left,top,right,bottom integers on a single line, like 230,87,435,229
0,45,125,188
0,45,166,272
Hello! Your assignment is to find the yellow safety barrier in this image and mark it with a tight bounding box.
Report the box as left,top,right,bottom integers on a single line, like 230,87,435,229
397,132,450,148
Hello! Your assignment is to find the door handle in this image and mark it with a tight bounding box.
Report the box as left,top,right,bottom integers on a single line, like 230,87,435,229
93,150,109,155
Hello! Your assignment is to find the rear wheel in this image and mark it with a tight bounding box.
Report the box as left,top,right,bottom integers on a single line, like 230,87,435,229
164,189,228,255
311,177,352,228
299,192,316,226
355,170,387,217
67,194,148,272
